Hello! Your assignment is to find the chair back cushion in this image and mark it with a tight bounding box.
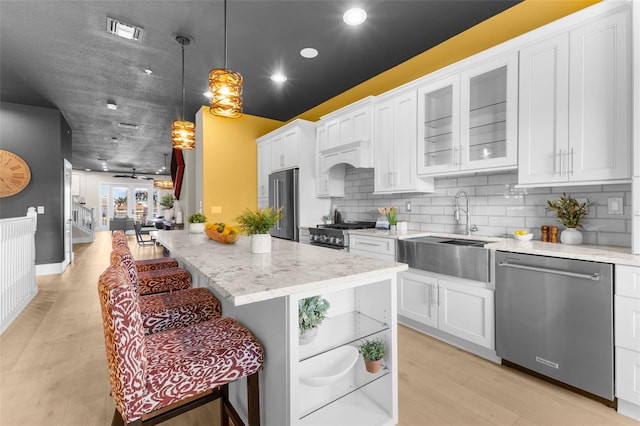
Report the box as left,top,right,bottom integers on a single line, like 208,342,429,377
112,230,129,248
110,246,140,293
98,265,148,422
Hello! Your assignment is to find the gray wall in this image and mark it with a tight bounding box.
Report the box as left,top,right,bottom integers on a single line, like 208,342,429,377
0,102,71,264
333,166,631,247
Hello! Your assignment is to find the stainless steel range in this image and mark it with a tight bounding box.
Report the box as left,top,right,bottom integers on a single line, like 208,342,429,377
308,222,376,250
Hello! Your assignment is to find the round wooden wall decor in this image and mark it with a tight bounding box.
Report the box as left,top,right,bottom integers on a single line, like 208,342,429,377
0,150,31,197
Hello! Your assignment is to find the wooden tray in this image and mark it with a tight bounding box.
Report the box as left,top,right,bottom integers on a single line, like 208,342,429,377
205,228,240,244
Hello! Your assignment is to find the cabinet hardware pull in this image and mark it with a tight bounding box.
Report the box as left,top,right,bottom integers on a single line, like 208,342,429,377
498,260,600,280
557,149,564,176
569,147,574,176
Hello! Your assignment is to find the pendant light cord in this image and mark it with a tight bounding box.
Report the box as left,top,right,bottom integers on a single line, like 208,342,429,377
223,0,228,70
181,44,185,121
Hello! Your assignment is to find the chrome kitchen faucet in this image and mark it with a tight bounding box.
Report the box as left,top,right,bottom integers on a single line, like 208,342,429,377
454,190,478,235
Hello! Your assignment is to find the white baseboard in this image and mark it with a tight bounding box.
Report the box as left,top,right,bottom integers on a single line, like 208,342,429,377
36,262,65,276
618,399,640,422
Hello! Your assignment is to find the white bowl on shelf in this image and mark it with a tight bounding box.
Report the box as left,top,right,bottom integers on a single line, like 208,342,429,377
300,345,359,387
513,232,533,241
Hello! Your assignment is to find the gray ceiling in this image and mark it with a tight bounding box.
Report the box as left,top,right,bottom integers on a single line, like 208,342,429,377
0,0,520,175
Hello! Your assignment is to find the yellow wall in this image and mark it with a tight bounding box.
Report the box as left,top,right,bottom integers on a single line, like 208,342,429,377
296,0,601,122
200,110,282,225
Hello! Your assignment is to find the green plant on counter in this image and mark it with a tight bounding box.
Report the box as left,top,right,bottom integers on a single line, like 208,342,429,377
187,212,207,223
388,207,397,226
298,296,330,334
358,338,385,361
546,193,592,228
236,206,283,235
160,193,174,210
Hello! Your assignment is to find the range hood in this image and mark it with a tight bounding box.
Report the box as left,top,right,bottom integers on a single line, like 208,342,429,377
319,140,373,172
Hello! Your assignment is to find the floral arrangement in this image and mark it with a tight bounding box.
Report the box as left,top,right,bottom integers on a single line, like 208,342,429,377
378,207,398,225
546,193,592,228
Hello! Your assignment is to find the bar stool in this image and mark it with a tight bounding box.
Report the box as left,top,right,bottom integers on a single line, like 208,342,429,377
111,246,190,295
98,265,263,426
112,230,179,272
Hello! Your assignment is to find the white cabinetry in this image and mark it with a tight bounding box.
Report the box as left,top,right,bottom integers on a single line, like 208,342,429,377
316,98,374,198
398,268,495,350
256,119,330,226
374,90,434,194
257,139,271,206
518,8,631,187
614,265,640,421
349,234,396,262
292,278,397,425
416,52,518,176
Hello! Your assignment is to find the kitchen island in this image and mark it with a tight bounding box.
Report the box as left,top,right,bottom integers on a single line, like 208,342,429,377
154,230,408,426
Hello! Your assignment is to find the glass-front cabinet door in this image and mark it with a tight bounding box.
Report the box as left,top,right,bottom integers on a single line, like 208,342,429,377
417,52,517,176
459,53,518,172
417,75,460,175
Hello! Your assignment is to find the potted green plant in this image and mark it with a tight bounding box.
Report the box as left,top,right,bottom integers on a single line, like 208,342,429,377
298,296,330,345
236,206,284,253
187,212,207,234
358,338,385,373
546,193,593,245
159,193,175,220
388,207,398,230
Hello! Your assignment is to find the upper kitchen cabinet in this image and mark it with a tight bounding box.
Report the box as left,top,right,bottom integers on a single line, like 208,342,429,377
270,126,300,172
315,97,374,198
374,90,434,194
417,52,518,176
518,7,631,187
257,139,270,202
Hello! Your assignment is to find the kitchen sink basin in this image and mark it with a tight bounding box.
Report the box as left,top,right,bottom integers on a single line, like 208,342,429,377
397,236,490,282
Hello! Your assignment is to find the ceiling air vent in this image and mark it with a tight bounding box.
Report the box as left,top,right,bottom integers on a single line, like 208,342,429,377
107,17,143,41
118,123,140,130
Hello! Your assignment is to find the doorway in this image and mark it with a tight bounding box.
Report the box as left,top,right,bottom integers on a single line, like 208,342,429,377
97,183,156,231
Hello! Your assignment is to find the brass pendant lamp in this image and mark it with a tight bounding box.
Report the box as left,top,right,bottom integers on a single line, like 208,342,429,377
154,153,173,189
172,34,196,149
208,0,243,118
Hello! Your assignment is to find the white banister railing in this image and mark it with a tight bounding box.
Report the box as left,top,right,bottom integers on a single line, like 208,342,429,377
72,202,95,242
0,207,38,335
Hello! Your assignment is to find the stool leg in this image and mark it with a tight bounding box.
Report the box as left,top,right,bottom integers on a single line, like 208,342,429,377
247,372,260,426
220,384,230,426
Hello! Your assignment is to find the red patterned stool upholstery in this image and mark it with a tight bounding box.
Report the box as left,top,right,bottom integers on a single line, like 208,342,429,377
139,286,221,335
98,266,263,426
112,231,179,272
111,246,190,295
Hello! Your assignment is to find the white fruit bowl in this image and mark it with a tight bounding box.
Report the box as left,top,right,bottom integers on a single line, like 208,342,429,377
514,232,533,241
299,345,359,387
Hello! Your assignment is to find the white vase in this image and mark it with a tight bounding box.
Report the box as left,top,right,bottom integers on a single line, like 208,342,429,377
251,234,272,254
189,222,205,233
299,327,318,345
560,227,583,245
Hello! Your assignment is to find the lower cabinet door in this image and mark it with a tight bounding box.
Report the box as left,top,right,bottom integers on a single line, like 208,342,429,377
616,347,640,404
398,271,438,328
437,278,495,349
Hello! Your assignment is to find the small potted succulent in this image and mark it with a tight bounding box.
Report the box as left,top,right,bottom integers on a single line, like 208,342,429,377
546,193,592,245
298,295,330,345
358,338,385,373
236,206,283,253
187,212,207,234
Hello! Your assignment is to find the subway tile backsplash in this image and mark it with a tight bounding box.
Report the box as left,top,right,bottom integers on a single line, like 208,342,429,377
332,167,632,247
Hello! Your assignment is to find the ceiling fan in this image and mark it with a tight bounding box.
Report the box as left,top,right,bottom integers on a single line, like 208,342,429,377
113,168,154,181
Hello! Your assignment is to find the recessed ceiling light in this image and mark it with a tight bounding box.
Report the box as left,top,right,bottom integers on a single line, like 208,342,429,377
85,168,91,172
300,48,318,59
106,17,143,41
271,74,287,83
144,69,153,75
107,101,117,110
111,137,118,143
203,91,212,98
343,8,367,26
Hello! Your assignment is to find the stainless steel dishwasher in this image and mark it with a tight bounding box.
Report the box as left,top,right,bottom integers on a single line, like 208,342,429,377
495,251,614,401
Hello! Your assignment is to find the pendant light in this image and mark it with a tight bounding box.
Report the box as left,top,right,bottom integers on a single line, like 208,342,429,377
172,34,196,150
208,0,243,118
154,153,173,189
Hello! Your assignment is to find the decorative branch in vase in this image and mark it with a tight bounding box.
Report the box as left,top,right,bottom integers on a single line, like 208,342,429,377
545,193,593,245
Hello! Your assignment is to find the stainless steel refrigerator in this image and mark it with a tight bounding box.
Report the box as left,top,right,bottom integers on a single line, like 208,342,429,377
268,168,299,241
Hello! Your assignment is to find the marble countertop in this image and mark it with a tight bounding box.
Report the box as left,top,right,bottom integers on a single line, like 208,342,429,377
347,228,640,266
154,230,408,306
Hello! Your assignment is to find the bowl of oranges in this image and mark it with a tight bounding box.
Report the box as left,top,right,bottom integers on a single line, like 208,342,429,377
205,223,240,244
513,229,533,241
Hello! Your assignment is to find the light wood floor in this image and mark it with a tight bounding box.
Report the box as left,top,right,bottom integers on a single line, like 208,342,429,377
0,231,637,426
